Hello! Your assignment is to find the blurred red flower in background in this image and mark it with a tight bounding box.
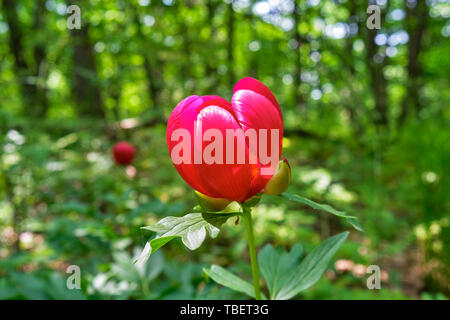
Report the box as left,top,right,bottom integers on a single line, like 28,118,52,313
112,141,136,165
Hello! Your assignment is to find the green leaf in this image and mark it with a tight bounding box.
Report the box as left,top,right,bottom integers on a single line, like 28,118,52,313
113,249,164,284
47,273,86,300
10,273,49,299
135,212,238,266
203,265,267,300
258,243,303,300
275,232,349,300
281,193,363,232
134,236,177,267
142,249,164,281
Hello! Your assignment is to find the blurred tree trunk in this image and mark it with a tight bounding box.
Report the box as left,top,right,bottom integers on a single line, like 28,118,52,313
399,0,428,124
131,4,163,117
292,0,304,109
180,1,194,94
31,0,49,118
246,12,258,79
3,0,48,118
345,2,358,76
227,0,235,88
365,1,388,126
70,22,104,118
342,0,363,135
110,62,125,122
205,0,220,91
3,0,29,103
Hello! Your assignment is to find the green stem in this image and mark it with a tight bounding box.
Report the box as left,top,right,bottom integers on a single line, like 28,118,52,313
242,206,261,300
141,277,149,297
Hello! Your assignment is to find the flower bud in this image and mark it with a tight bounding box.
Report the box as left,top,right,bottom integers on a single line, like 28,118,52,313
194,191,231,212
166,77,283,202
263,157,291,195
112,141,136,166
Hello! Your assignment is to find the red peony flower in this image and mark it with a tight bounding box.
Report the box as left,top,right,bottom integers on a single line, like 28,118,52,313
166,77,283,202
112,141,136,166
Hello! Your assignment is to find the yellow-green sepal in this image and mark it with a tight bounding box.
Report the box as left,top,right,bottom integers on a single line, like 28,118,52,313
194,190,232,212
242,194,262,208
263,157,291,195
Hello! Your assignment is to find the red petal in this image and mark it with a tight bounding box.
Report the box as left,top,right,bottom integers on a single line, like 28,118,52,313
232,87,283,193
233,77,282,119
167,96,253,201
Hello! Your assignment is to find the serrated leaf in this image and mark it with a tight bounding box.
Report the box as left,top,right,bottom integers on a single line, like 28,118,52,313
281,193,363,232
275,232,349,300
135,212,238,266
258,243,303,300
203,265,267,300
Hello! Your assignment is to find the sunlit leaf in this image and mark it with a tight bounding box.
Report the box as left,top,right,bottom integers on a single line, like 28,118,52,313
281,193,363,232
258,243,303,300
203,265,267,300
135,212,239,266
275,232,349,300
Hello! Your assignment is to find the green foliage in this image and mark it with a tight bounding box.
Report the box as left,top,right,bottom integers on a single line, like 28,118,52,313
281,193,363,232
274,232,348,300
258,243,303,299
136,211,239,265
203,265,267,300
0,0,448,300
204,232,347,300
0,271,86,300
